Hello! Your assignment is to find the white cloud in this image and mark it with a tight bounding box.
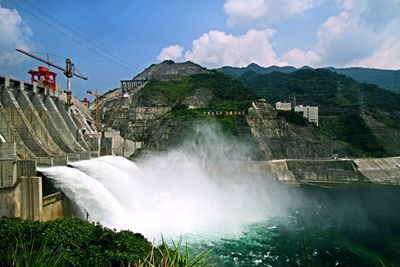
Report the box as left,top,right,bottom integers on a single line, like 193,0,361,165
157,44,183,61
282,48,321,67
157,0,400,70
352,38,400,69
0,5,33,65
184,29,284,68
224,0,268,26
314,0,400,68
224,0,322,26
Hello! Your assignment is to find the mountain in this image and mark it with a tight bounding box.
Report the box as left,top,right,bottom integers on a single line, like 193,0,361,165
218,63,296,77
102,61,258,152
326,67,400,93
99,61,400,159
217,64,400,93
238,68,400,157
133,60,210,80
135,63,257,109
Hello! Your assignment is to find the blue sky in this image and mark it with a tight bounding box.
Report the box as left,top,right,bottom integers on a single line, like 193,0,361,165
0,0,399,98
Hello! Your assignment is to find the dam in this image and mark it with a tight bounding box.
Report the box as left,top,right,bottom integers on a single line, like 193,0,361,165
1,74,400,266
0,76,139,221
1,74,400,226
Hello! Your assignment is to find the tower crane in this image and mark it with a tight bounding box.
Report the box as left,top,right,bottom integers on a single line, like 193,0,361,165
86,89,101,129
16,48,88,111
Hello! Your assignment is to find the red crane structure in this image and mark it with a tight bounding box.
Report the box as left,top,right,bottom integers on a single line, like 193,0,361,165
28,66,58,91
16,48,88,110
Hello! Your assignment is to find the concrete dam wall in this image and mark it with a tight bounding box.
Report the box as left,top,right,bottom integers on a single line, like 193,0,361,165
260,158,400,186
0,76,101,221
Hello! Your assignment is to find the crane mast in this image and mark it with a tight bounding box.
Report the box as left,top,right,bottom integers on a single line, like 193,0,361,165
16,48,88,111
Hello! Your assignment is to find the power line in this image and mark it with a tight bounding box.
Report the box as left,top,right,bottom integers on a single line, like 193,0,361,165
6,0,137,72
20,0,139,71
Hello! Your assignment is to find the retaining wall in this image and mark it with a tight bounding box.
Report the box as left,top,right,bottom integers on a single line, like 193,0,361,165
41,192,64,221
354,157,400,185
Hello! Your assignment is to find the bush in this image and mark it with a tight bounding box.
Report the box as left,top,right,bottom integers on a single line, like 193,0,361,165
138,72,257,107
0,217,212,267
338,113,386,156
277,110,308,126
0,217,152,266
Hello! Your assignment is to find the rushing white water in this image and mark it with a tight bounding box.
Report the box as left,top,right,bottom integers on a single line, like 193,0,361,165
39,125,290,240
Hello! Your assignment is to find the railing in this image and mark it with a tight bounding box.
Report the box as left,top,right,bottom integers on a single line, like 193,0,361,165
202,110,247,116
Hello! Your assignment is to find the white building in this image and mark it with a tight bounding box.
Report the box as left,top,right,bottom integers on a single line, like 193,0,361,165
294,105,319,126
275,102,292,111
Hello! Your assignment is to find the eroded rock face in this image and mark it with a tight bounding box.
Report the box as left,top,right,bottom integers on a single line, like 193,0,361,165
104,98,347,160
182,88,213,108
133,61,210,81
103,96,171,142
246,101,347,160
102,61,216,145
102,61,348,160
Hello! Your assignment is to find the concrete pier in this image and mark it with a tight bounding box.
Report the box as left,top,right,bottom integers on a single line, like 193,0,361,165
0,87,51,157
53,98,90,150
11,88,63,156
31,93,76,153
43,95,85,152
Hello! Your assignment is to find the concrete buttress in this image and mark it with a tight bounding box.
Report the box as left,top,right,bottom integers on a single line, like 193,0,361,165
11,89,63,156
53,98,90,150
31,93,77,153
0,87,52,157
42,95,85,152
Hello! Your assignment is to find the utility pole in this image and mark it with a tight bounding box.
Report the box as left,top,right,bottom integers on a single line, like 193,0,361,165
87,89,100,129
358,87,365,116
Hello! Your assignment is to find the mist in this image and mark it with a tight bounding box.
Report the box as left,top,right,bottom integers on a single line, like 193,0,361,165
39,124,293,240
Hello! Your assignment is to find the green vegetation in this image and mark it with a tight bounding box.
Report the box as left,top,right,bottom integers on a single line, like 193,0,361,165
163,59,175,65
0,217,151,266
276,109,308,126
206,100,252,112
217,63,297,78
141,237,211,267
6,235,64,266
239,69,361,115
138,72,257,108
169,108,250,137
138,71,257,143
119,62,400,157
0,217,211,267
320,113,386,157
238,68,400,157
338,113,386,157
328,67,400,94
218,64,400,93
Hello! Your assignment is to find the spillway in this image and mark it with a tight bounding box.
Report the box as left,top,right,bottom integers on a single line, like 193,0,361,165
39,153,285,240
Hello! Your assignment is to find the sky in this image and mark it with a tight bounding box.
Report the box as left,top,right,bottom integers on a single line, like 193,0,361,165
0,0,399,98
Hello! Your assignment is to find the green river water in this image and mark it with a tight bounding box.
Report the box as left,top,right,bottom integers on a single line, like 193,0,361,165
187,185,400,267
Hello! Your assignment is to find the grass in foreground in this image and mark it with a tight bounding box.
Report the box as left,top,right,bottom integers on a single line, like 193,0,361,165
0,217,211,267
139,237,211,267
